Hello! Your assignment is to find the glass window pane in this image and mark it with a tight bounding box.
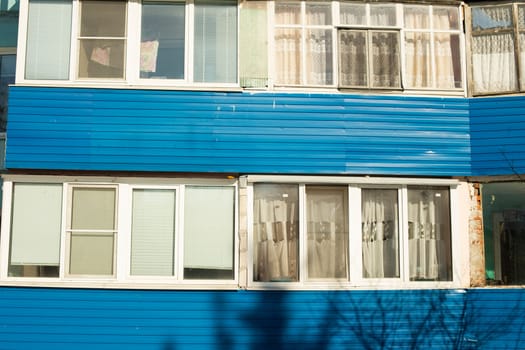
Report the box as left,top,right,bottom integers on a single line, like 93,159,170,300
472,33,517,94
69,233,114,275
25,0,72,80
435,33,461,89
140,2,185,79
408,187,452,281
0,0,18,48
339,30,367,87
306,186,348,280
239,0,268,88
275,2,300,25
193,0,237,83
433,7,459,30
340,3,366,26
519,5,525,30
78,0,126,79
275,28,301,85
404,6,429,29
131,189,176,276
472,5,513,31
80,0,126,37
404,32,432,88
481,183,525,285
0,54,15,131
370,4,397,27
71,187,116,230
362,189,399,278
305,29,332,85
9,183,62,277
371,31,400,88
306,3,331,25
253,184,299,282
184,186,235,280
78,39,126,78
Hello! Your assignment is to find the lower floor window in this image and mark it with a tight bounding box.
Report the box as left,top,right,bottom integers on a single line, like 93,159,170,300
252,183,453,284
481,182,525,285
5,179,236,283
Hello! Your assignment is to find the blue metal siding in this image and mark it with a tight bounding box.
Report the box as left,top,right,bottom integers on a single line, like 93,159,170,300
470,95,525,176
0,287,523,349
6,86,471,176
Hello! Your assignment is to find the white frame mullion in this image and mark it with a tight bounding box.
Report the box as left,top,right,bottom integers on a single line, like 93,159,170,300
126,0,141,83
298,184,307,282
186,0,194,83
117,183,131,281
399,186,410,283
14,0,28,84
176,185,185,280
348,185,361,285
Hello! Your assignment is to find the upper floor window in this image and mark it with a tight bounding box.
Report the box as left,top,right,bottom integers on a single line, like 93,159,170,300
271,1,464,92
22,0,238,84
470,3,525,95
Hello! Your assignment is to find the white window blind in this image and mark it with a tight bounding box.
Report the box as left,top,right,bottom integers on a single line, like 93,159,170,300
183,186,234,271
10,183,63,265
25,0,72,80
131,189,176,276
193,0,237,83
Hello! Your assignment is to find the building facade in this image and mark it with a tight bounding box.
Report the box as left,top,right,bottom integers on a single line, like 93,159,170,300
0,0,525,348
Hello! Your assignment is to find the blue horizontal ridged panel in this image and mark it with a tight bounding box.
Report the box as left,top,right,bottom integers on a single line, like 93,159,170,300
6,86,471,176
0,287,523,349
470,95,525,176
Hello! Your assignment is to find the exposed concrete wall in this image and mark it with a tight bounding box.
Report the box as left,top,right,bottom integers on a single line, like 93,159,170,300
469,182,486,286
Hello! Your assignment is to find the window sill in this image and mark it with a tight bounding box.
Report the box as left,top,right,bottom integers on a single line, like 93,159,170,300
13,81,244,93
0,279,240,290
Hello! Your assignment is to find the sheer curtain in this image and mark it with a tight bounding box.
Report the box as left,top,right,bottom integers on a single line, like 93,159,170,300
408,188,452,281
361,189,399,278
339,30,367,87
253,185,298,282
305,29,332,85
306,187,348,279
275,28,301,85
472,6,517,93
371,32,400,88
404,7,457,89
274,2,332,85
472,33,517,93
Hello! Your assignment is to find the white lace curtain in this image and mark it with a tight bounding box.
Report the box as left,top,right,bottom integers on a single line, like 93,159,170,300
471,5,518,94
404,9,456,89
306,188,348,279
254,193,298,282
274,5,332,85
361,189,399,278
408,188,451,281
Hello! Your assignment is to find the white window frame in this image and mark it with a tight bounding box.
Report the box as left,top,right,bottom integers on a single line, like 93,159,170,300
468,2,525,96
15,0,240,89
271,0,337,88
64,183,119,278
0,175,239,289
246,175,470,290
269,1,466,95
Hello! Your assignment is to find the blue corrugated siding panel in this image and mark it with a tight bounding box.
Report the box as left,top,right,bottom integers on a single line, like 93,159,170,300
470,95,525,176
6,86,471,176
0,287,523,349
